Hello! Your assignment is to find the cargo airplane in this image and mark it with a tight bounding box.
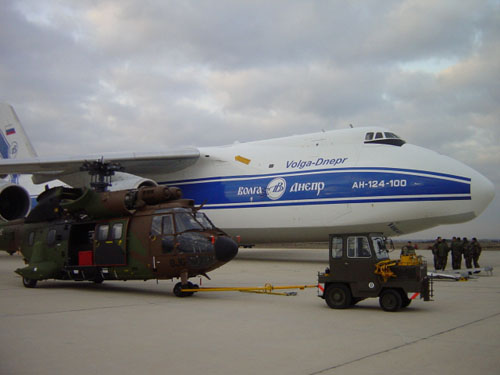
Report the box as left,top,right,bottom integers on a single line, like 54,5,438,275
0,103,495,243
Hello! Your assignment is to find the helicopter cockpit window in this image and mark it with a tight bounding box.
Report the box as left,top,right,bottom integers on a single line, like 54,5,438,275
28,232,35,246
97,225,109,241
194,212,215,230
347,236,371,258
372,236,390,260
112,223,123,240
175,212,204,233
163,215,174,235
151,216,162,236
47,229,56,246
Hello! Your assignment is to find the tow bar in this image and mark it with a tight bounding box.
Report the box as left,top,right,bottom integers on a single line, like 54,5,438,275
181,283,317,296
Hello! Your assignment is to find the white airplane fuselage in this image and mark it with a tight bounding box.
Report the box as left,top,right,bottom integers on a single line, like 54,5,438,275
0,102,494,244
137,128,494,242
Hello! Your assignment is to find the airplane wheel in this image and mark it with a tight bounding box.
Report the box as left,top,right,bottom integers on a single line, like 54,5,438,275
379,289,402,312
324,284,352,309
22,277,37,288
173,282,197,297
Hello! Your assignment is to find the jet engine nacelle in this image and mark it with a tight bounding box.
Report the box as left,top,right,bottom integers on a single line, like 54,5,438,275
0,181,31,221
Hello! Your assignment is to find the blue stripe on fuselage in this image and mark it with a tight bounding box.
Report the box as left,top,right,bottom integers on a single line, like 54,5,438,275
161,168,471,209
165,166,471,184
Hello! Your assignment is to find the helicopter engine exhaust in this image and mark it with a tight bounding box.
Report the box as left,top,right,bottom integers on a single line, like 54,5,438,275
0,182,31,221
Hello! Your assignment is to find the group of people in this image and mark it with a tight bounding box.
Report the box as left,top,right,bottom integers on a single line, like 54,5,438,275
432,236,482,270
400,237,483,270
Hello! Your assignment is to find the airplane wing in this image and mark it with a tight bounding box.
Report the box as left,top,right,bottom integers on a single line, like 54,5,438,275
0,149,200,184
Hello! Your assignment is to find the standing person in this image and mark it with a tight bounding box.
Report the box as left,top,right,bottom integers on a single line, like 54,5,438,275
450,236,463,270
401,241,416,256
432,237,440,270
463,237,473,268
471,238,482,268
437,237,450,270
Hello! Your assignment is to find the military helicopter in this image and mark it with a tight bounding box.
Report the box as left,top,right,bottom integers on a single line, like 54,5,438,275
0,161,238,297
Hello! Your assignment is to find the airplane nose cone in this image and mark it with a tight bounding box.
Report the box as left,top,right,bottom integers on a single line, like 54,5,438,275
214,237,239,262
471,171,495,217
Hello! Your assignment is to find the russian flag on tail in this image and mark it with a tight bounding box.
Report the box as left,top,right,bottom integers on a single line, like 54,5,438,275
6,128,16,135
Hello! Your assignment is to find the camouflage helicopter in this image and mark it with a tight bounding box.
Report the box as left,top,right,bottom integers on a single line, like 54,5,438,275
0,172,239,297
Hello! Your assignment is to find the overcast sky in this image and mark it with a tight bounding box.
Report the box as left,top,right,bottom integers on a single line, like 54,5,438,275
0,0,498,239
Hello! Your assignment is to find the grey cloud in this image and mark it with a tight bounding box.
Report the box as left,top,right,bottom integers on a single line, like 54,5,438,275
0,0,498,237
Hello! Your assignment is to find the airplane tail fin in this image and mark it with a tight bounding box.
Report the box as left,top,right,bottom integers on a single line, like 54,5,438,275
0,103,38,183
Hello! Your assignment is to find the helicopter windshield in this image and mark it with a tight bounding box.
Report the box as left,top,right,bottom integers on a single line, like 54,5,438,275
371,235,390,260
175,211,215,232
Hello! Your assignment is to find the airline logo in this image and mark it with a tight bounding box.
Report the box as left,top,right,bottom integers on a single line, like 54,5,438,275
266,178,286,200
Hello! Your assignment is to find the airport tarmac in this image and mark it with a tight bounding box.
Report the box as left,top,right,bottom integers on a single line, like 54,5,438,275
1,249,499,375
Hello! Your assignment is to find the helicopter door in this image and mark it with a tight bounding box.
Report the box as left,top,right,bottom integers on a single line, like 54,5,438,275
94,219,129,266
149,214,178,272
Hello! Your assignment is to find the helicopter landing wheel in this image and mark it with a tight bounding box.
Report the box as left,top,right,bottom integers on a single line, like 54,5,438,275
22,277,37,288
173,281,198,297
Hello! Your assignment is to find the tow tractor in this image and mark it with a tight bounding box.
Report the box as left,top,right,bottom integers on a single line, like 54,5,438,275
318,233,432,311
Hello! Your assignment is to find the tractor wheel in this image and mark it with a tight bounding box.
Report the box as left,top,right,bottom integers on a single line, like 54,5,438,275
399,290,412,308
22,277,37,288
324,284,352,309
379,289,403,312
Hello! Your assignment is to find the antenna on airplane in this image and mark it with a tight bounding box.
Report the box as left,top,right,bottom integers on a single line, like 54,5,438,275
349,124,353,128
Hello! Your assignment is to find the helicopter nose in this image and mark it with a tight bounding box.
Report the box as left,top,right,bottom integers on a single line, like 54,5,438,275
214,237,239,262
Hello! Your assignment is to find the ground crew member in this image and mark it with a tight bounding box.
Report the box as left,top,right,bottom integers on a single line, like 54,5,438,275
462,237,473,268
471,237,482,268
432,237,440,270
436,237,450,270
450,236,463,269
400,241,416,256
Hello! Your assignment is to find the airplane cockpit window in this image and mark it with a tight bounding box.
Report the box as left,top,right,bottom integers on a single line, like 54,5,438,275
347,236,371,258
371,235,390,260
384,132,398,139
364,131,406,146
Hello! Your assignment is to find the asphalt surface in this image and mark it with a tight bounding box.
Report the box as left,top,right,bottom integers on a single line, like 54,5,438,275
1,249,499,375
